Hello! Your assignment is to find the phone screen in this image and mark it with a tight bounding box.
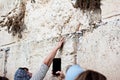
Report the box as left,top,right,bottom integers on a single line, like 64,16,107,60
52,58,61,76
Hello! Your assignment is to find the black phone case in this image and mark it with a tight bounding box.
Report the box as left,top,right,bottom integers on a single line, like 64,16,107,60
52,58,61,76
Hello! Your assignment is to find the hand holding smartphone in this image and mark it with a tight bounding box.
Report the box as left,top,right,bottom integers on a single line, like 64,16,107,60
52,58,61,76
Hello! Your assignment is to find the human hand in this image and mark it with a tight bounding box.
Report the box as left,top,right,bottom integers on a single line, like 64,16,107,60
56,37,64,49
56,71,65,79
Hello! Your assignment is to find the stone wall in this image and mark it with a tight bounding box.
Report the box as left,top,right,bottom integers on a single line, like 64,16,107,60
0,0,120,80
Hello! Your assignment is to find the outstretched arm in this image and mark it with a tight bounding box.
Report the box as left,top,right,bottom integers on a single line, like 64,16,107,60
30,38,64,80
43,38,64,67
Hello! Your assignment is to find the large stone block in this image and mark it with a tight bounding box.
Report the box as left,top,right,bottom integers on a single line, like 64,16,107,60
0,51,4,76
101,0,120,19
77,19,120,80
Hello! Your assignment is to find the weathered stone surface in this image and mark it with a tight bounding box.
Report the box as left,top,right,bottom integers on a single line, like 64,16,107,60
101,0,120,19
0,51,4,76
0,0,120,80
77,19,120,80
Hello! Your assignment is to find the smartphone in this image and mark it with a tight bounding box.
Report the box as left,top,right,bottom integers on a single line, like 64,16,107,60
52,58,61,76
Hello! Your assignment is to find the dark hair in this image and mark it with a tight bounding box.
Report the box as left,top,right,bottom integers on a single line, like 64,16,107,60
75,70,107,80
0,76,9,80
19,67,29,71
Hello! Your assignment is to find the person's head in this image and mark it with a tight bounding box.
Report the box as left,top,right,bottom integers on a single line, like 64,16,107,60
75,70,107,80
65,64,107,80
14,67,32,80
65,64,84,80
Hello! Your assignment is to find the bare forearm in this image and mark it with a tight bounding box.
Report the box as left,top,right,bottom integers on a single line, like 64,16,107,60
43,47,59,67
43,38,64,67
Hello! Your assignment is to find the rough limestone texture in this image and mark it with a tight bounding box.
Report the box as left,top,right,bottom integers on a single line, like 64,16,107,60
0,0,120,80
78,19,120,80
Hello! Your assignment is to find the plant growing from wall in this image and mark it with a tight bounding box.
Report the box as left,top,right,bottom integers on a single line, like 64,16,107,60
0,2,26,38
72,0,102,30
74,0,101,11
31,0,36,3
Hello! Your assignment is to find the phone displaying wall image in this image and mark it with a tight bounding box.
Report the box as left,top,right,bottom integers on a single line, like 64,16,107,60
52,58,61,76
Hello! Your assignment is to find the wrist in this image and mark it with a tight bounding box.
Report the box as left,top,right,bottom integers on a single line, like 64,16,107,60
58,76,64,80
55,46,60,50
